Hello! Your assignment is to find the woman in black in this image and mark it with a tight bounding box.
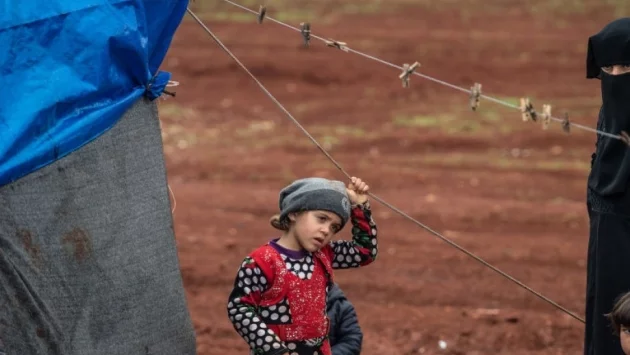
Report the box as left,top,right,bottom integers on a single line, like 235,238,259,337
584,17,630,355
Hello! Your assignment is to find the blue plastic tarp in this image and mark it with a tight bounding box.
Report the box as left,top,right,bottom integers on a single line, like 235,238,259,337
0,0,189,187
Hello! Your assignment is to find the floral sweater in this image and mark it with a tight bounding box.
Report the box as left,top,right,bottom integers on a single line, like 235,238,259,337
227,201,378,355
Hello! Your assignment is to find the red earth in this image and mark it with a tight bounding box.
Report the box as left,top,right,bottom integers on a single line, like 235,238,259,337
158,1,625,354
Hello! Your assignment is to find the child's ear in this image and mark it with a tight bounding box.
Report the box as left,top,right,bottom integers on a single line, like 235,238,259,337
288,213,297,222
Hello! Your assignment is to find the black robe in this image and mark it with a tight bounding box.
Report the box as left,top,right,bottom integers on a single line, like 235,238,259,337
584,17,630,355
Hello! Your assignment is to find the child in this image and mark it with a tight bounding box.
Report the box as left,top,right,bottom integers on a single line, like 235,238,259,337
327,282,363,355
227,177,378,355
606,291,630,354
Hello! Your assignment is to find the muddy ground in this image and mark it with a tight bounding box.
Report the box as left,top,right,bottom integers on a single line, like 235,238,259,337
158,1,627,353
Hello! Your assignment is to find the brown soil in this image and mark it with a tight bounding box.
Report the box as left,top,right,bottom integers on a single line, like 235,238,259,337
158,2,621,353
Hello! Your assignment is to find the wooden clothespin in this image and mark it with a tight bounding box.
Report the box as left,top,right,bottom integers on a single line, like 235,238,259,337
620,131,630,146
162,80,179,98
399,62,420,88
520,98,537,122
325,39,349,52
257,5,266,24
541,104,552,130
300,22,311,48
561,112,570,133
469,83,482,111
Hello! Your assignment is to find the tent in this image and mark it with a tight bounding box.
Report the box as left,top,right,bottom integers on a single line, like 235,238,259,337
0,1,197,354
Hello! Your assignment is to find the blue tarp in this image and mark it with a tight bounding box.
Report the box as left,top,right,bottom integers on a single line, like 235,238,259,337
0,0,189,187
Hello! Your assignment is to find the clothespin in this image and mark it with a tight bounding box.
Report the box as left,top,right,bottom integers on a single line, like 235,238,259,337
561,112,570,133
162,80,179,98
520,98,537,122
325,39,349,52
541,104,552,130
257,5,266,24
469,83,482,111
398,62,420,88
300,22,311,48
620,131,630,146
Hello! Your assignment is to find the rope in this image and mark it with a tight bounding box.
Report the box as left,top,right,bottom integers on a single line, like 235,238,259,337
219,0,622,141
185,8,586,324
168,184,177,214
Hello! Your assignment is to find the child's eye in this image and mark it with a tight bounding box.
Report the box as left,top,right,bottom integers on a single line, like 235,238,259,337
602,66,613,73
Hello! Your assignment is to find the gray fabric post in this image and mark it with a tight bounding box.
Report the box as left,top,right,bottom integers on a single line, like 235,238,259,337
0,98,196,355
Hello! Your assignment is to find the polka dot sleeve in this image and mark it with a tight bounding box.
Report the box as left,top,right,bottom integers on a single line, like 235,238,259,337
227,257,289,355
330,200,378,269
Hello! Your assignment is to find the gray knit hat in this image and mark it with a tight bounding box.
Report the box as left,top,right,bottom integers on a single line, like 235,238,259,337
278,177,351,229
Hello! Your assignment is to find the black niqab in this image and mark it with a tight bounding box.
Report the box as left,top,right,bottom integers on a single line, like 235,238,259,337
587,18,630,78
586,18,630,197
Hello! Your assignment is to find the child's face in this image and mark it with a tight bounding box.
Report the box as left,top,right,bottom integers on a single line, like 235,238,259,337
622,326,630,354
290,210,342,252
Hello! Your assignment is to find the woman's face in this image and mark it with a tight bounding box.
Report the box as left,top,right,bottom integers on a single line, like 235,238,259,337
602,64,630,76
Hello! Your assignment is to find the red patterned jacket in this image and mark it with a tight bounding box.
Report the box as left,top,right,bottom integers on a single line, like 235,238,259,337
227,201,378,355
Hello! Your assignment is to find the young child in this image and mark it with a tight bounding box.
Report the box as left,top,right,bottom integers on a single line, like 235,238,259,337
607,291,630,354
327,282,363,355
227,176,378,355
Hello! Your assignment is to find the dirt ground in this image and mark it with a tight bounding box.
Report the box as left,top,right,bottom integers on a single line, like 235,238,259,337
157,1,625,354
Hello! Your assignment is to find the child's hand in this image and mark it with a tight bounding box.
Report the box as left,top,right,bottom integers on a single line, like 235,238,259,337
346,177,369,205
